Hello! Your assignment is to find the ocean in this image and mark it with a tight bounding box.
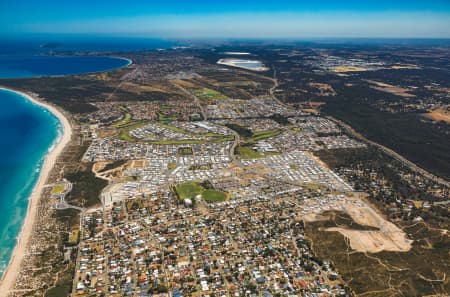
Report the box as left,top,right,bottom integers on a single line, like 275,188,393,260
0,56,131,79
0,37,177,277
0,36,178,55
0,89,61,277
0,36,179,78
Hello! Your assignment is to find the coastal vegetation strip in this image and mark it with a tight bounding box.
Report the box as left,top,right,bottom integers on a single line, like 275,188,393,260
0,87,72,293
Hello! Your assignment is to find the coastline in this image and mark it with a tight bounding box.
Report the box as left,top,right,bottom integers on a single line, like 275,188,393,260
0,56,132,79
217,58,269,72
116,56,133,67
0,87,72,294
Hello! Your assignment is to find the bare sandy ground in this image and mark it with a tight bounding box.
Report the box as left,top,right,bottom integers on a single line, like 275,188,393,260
326,227,412,253
301,152,411,253
0,88,72,295
423,108,450,124
304,195,413,253
365,79,415,98
329,198,412,253
333,66,368,73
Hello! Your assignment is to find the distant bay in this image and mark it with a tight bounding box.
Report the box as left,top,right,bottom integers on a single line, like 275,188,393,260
0,88,61,277
0,36,177,55
0,55,131,78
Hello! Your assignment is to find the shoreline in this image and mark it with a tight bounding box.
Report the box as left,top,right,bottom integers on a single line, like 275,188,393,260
0,87,72,294
0,56,132,79
217,58,269,72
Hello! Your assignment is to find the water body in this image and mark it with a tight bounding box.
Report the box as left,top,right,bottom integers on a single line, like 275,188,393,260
0,55,131,79
0,37,176,277
0,36,178,55
217,58,267,71
0,89,61,277
233,60,264,68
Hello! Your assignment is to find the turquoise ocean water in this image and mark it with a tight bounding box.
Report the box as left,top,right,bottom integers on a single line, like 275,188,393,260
0,37,176,276
0,88,61,277
0,53,136,277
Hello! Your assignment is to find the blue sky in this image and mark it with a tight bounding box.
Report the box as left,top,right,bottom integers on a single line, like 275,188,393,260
1,0,450,38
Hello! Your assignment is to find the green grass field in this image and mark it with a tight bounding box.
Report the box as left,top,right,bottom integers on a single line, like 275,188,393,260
115,120,149,142
178,147,193,155
192,88,228,101
236,146,265,159
118,130,135,142
175,182,204,199
159,122,187,134
113,112,132,128
202,189,227,202
158,113,179,123
175,182,227,202
246,129,281,143
236,145,280,159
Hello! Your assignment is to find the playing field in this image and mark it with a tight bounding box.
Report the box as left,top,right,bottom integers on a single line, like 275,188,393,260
175,182,203,199
202,189,227,202
236,146,265,159
192,88,228,101
175,182,227,202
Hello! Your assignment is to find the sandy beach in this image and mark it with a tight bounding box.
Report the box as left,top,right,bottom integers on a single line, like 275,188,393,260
0,87,72,295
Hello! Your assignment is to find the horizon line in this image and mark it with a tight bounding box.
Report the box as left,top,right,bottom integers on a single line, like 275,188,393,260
2,34,450,40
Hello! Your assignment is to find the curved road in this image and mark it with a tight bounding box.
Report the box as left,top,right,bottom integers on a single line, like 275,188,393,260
268,65,448,188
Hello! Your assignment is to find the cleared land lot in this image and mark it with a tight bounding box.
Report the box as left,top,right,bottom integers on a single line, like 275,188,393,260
365,79,415,98
423,108,450,123
304,196,412,253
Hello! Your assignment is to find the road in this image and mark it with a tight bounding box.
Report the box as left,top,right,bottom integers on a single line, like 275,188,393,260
229,130,240,161
170,81,208,121
269,66,279,99
71,208,86,297
54,181,86,211
327,116,450,188
170,81,243,162
268,64,448,188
